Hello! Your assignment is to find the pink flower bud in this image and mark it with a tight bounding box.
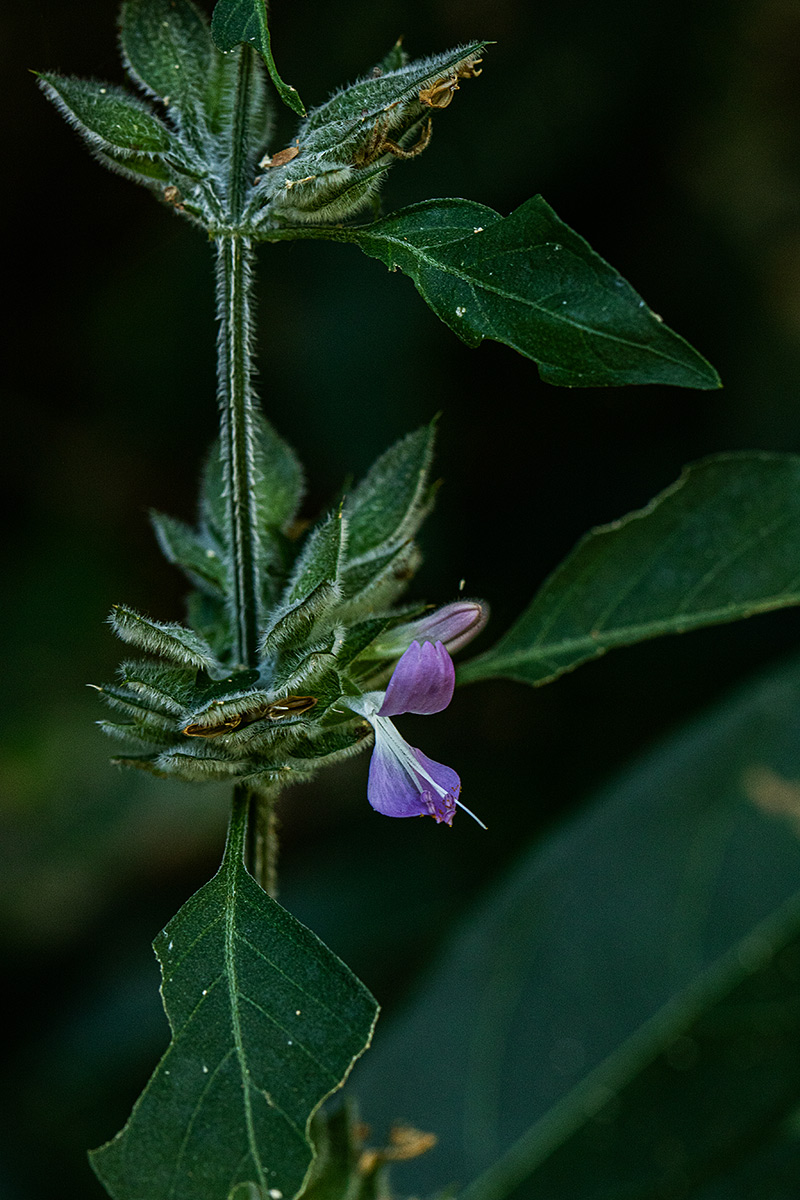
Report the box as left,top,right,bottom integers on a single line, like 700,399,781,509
374,600,488,658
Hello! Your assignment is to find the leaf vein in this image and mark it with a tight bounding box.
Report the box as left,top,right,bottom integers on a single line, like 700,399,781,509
240,990,340,1082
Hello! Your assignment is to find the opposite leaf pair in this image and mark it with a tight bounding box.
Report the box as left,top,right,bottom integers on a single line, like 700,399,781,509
40,0,721,388
40,0,484,231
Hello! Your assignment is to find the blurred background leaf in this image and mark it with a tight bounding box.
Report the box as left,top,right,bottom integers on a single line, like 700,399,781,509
352,649,800,1197
8,0,800,1196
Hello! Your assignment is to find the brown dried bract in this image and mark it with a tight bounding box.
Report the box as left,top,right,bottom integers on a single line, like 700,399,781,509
261,142,300,169
418,75,459,109
419,57,483,108
358,1124,438,1175
183,695,317,737
458,57,483,80
353,115,432,167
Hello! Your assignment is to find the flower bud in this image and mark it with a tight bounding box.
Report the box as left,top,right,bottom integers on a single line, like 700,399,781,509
374,600,488,657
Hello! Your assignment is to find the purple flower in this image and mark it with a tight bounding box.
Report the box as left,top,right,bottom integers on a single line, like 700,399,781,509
346,640,486,828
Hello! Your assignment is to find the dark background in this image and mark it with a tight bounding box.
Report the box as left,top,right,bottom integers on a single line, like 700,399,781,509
5,0,800,1195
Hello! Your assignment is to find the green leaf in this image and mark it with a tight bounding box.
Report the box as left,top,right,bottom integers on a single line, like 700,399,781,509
200,417,303,609
340,196,720,389
92,681,178,729
344,424,436,563
248,44,485,227
90,795,378,1200
374,37,408,77
460,453,800,688
284,511,345,608
339,541,422,615
120,0,213,128
300,43,486,144
38,73,172,155
110,604,221,671
211,0,305,116
118,658,199,714
251,411,305,541
300,1101,390,1200
121,0,275,185
352,651,800,1198
91,146,176,185
151,510,228,594
261,512,346,655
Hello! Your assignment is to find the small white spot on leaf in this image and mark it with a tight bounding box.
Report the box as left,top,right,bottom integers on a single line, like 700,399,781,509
455,306,466,317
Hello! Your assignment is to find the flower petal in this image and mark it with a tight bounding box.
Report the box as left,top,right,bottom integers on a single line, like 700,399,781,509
367,722,459,824
379,640,455,717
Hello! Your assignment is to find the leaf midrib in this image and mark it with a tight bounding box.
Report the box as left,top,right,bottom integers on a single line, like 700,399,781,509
225,852,266,1190
462,590,800,683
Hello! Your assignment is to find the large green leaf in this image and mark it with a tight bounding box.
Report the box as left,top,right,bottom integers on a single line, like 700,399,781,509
90,794,378,1200
460,453,800,688
351,651,800,1198
211,0,305,116
285,196,719,389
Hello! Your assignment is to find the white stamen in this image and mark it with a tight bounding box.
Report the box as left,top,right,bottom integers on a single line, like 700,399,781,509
376,718,487,828
454,798,488,829
340,695,487,828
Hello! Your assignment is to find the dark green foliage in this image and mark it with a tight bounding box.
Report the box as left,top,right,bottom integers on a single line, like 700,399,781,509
38,73,172,153
355,651,800,1198
343,424,436,562
248,44,486,227
461,453,800,687
90,798,378,1200
121,0,216,135
210,0,305,116
96,421,443,790
333,197,721,388
300,1102,392,1200
40,0,719,389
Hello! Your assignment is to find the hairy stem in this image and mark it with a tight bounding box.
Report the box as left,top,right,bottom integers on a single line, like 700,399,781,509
215,233,260,667
216,48,277,888
245,787,281,898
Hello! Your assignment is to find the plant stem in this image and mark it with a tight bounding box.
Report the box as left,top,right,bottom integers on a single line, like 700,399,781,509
245,786,281,898
215,47,277,889
215,233,260,668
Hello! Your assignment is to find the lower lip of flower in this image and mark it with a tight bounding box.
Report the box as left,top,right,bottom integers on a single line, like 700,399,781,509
377,717,487,829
